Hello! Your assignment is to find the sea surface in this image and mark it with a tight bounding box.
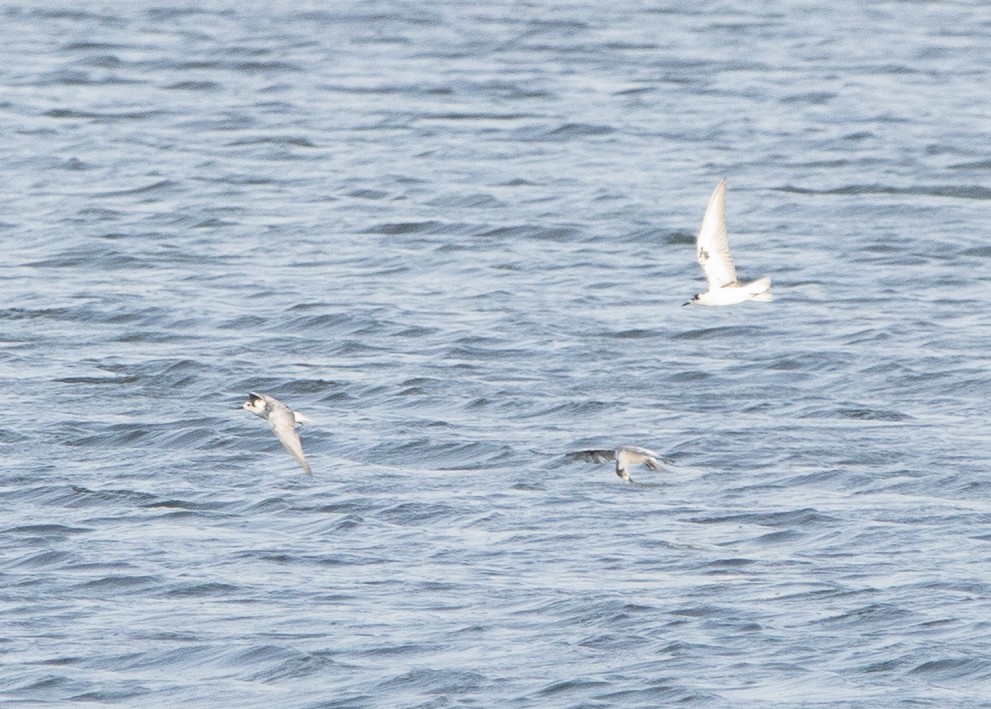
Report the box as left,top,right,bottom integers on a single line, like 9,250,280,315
2,1,991,707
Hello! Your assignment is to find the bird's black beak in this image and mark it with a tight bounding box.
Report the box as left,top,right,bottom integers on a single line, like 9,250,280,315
682,301,691,307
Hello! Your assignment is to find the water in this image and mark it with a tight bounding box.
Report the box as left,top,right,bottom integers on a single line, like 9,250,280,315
2,1,991,706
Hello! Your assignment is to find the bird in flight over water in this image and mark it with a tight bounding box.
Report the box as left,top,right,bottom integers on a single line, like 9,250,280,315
686,178,772,306
570,445,667,482
242,392,313,474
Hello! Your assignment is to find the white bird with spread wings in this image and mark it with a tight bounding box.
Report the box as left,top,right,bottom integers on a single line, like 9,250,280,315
570,445,668,482
242,392,313,475
687,179,772,306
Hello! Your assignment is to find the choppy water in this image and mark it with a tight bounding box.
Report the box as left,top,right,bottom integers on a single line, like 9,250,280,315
2,1,991,706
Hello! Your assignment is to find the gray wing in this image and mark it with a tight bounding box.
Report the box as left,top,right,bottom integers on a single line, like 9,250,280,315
570,449,617,464
642,456,665,472
696,179,738,288
267,406,313,475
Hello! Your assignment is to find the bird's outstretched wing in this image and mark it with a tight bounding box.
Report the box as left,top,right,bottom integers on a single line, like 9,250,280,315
267,406,313,475
696,179,737,288
569,449,617,464
617,445,667,472
643,457,664,472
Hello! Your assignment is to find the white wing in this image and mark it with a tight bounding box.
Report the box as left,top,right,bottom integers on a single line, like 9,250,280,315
618,445,660,459
617,445,667,472
267,406,313,475
696,179,737,288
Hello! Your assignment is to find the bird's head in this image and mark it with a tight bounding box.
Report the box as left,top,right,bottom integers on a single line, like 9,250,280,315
242,393,267,416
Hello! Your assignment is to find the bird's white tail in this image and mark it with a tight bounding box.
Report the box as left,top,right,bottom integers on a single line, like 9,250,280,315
746,276,772,301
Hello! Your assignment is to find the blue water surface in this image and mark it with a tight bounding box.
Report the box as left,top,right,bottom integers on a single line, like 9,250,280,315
2,1,991,706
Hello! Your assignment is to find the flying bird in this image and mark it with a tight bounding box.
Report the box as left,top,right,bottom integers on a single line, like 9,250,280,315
242,392,313,474
686,179,772,306
570,445,667,482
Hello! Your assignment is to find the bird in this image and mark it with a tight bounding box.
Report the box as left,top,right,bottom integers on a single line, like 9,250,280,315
570,445,667,482
241,392,313,474
686,178,772,306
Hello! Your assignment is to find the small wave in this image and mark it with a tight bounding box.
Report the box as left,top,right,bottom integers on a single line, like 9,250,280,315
689,508,836,528
226,135,318,148
817,602,913,629
836,407,911,422
345,188,390,200
10,550,77,569
59,486,158,509
949,158,991,170
164,79,221,91
612,328,663,339
420,111,534,122
44,108,162,122
27,245,151,270
161,581,239,598
781,91,837,105
779,183,991,200
512,122,615,142
248,651,339,683
962,246,991,258
909,657,988,681
425,193,506,210
360,220,449,235
535,677,611,698
172,59,303,74
73,574,161,593
379,667,487,696
89,179,179,199
5,523,90,536
671,325,763,341
479,224,578,240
